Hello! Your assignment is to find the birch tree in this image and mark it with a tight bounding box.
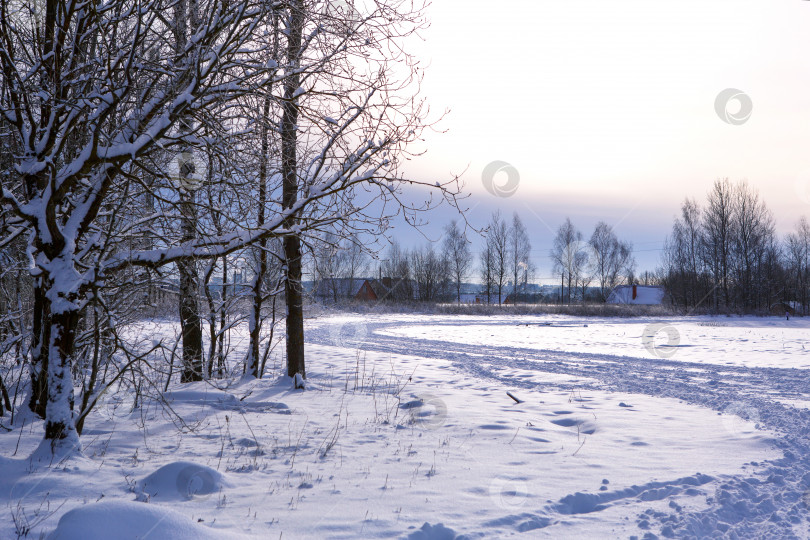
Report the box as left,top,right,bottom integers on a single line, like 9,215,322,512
486,212,509,305
589,222,634,302
479,237,496,304
551,218,581,304
731,181,775,310
786,218,810,315
507,213,532,302
703,178,736,309
443,220,472,303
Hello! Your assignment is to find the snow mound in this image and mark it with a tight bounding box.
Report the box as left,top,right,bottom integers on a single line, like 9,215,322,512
47,500,246,539
406,522,459,539
138,461,228,500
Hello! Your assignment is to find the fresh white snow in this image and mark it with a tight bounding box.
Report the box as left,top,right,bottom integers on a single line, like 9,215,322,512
2,313,810,538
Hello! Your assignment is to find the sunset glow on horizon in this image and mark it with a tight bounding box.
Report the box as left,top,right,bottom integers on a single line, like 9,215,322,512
394,0,810,279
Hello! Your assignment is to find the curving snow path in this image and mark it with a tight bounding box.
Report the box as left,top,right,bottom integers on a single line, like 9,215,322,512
305,313,810,538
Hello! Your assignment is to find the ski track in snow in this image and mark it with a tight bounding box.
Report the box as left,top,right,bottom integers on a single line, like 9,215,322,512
308,316,810,539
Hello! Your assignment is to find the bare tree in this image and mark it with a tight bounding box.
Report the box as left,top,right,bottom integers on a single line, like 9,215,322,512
589,222,635,302
551,218,581,304
245,86,277,378
508,213,532,302
313,231,367,302
703,178,736,309
1,0,291,451
480,237,496,304
485,212,509,305
786,217,810,315
313,231,349,302
662,179,784,313
344,234,369,295
443,220,472,303
731,180,775,310
381,241,413,302
280,0,306,383
411,244,448,302
673,200,704,308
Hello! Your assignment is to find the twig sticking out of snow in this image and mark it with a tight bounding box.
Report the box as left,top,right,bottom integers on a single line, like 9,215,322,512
506,391,523,404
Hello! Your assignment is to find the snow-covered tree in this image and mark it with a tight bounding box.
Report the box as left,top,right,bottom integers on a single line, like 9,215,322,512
0,0,462,453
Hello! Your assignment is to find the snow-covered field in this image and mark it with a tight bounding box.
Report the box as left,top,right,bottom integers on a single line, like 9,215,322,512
2,313,810,539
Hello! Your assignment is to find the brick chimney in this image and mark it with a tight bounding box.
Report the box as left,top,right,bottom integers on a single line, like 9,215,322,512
632,284,637,300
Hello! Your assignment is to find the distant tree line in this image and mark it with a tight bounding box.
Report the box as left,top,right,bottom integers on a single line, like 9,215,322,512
316,212,534,305
313,220,474,303
660,178,809,314
314,211,642,306
548,218,635,304
479,212,535,304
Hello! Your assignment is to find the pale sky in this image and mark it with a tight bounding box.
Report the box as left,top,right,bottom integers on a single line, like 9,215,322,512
393,0,810,283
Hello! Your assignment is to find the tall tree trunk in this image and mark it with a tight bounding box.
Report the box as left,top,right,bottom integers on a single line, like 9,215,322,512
567,274,572,304
28,280,50,418
178,242,203,382
0,370,11,417
204,261,217,378
75,299,102,435
33,0,84,451
175,0,203,383
217,257,227,376
284,242,305,381
259,292,279,378
177,159,203,382
282,1,305,382
43,296,81,453
247,95,272,378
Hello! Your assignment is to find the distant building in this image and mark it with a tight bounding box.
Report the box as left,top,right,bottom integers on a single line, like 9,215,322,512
607,285,665,305
355,280,379,301
313,278,367,301
365,277,415,302
506,292,550,304
314,277,415,302
476,291,510,304
458,292,480,304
